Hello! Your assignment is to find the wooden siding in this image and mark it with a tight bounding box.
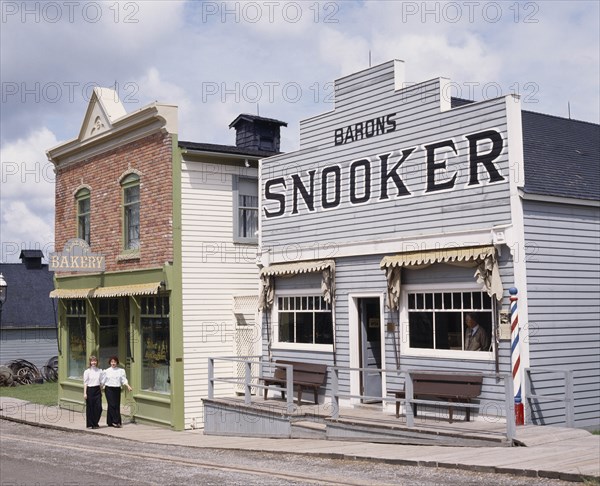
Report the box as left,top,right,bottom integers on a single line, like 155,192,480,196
0,329,58,369
181,158,260,428
262,65,512,254
523,199,600,428
263,253,514,415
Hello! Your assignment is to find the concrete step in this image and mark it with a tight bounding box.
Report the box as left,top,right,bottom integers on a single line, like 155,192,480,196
291,421,327,439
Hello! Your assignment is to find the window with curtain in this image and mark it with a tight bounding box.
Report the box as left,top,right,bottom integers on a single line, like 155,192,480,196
66,299,86,378
141,295,170,394
75,188,90,244
98,299,119,368
122,173,140,250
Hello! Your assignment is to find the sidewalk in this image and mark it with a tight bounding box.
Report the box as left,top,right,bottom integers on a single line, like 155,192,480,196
1,396,598,483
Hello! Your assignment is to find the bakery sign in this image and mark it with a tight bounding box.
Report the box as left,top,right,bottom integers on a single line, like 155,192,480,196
49,239,105,272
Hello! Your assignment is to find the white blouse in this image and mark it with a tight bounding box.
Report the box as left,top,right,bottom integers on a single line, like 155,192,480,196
83,366,103,387
102,366,129,387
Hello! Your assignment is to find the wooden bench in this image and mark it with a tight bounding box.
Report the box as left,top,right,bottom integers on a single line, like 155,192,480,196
260,360,327,405
391,372,483,423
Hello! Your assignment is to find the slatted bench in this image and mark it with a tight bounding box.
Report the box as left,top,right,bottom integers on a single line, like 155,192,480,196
260,360,327,405
390,372,483,423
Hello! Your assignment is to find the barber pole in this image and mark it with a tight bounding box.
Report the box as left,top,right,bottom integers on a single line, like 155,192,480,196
510,287,524,425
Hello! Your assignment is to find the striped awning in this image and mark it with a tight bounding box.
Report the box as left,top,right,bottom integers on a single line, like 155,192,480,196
260,259,334,277
50,282,162,299
380,246,495,268
49,288,95,299
258,260,336,311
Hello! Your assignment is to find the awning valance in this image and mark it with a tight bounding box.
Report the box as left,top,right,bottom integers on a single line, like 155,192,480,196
258,260,335,311
380,246,503,310
380,246,495,268
92,282,163,298
50,282,163,299
260,259,335,277
49,288,94,299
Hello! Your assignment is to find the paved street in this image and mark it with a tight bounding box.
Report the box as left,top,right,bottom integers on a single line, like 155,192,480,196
0,420,577,486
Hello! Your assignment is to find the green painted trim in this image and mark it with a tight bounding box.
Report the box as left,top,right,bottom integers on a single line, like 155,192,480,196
54,267,166,289
170,135,185,430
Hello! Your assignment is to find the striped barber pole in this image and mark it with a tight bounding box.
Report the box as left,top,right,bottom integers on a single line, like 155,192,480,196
510,287,524,425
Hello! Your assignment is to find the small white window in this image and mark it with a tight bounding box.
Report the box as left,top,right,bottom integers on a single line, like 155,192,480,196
233,177,258,243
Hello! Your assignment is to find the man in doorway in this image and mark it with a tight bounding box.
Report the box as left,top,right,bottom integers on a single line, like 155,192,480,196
464,313,489,351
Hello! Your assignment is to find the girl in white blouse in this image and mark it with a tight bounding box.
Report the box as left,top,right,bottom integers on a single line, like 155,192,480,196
83,355,103,429
102,356,132,428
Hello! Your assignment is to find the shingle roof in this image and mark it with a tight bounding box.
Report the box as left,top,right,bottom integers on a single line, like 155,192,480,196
521,111,599,200
0,263,57,329
178,141,280,158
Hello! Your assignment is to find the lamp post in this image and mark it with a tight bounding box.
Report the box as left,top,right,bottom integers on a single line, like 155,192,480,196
0,273,7,327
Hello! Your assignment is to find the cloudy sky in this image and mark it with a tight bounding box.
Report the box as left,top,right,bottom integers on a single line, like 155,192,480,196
1,0,598,262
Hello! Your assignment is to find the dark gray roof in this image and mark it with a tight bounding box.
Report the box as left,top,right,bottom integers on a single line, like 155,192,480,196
0,263,57,329
521,111,599,200
451,98,599,201
178,141,280,158
229,114,288,128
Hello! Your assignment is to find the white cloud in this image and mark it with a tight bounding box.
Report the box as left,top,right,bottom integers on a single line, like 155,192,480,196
1,128,58,262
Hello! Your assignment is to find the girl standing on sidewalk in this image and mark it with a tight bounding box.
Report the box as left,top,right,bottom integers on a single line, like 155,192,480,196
102,356,132,428
83,356,103,429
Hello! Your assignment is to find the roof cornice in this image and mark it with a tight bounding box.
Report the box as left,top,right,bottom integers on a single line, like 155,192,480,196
47,103,178,168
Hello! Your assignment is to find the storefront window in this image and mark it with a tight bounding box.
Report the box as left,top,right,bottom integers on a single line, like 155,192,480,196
277,295,333,344
98,299,119,368
66,299,86,378
141,295,170,394
407,290,493,352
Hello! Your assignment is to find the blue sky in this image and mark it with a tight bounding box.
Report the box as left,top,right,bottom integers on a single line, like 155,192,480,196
1,0,599,262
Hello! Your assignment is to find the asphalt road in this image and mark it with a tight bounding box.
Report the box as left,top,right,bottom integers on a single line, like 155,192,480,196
0,420,576,486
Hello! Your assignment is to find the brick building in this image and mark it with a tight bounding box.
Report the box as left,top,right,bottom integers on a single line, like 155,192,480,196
47,88,285,429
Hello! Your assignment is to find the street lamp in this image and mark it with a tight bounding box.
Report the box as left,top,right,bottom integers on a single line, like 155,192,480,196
0,273,7,326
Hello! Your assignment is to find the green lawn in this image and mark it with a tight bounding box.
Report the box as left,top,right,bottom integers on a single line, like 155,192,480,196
0,381,58,406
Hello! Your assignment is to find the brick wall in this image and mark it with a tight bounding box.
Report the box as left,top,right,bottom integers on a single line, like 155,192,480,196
54,132,174,273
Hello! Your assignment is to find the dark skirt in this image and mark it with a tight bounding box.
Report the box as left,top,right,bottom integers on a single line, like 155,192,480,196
105,386,122,426
85,386,102,428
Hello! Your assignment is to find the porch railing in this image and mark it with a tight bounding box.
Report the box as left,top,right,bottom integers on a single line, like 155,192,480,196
207,357,517,443
524,367,574,427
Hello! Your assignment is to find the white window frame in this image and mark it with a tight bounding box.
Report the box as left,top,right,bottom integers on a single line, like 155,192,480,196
272,289,334,352
233,176,258,244
400,282,495,361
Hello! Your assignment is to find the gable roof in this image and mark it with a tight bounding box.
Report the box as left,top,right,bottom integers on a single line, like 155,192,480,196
0,263,57,329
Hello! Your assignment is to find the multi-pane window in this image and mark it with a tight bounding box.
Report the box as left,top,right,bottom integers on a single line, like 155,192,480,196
76,188,90,244
278,295,333,345
66,299,86,378
122,174,140,250
235,177,258,242
407,290,493,352
98,299,119,368
141,295,170,393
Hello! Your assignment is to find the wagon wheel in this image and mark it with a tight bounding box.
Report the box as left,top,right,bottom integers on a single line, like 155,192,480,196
16,368,34,385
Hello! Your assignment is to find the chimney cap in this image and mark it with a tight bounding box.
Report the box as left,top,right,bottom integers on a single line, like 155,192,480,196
229,114,288,129
19,250,44,260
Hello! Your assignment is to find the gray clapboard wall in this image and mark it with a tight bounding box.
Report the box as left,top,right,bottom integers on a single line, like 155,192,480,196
523,199,600,428
262,61,512,253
